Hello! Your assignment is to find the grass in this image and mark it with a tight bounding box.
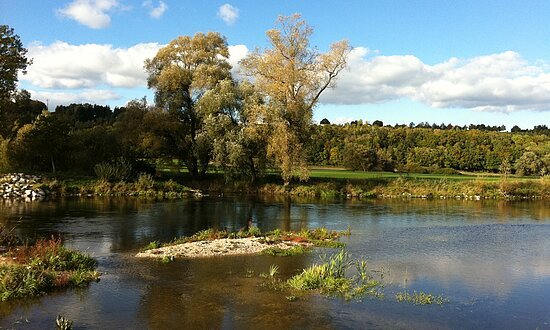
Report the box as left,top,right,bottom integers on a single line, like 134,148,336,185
0,235,99,301
261,245,311,256
395,290,448,305
160,227,347,250
286,250,382,300
308,167,538,182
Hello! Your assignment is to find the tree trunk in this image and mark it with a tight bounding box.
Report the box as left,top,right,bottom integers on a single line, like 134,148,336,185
50,155,56,174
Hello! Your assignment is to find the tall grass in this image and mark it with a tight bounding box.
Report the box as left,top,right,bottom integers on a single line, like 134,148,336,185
0,237,99,301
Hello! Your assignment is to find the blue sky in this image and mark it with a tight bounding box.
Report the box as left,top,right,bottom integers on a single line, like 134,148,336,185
2,0,550,129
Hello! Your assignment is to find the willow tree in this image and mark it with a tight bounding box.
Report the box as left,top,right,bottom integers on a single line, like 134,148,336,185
240,14,351,184
144,32,232,177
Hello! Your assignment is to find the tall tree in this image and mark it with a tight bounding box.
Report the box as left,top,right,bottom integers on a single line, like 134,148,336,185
240,14,351,184
0,25,31,102
144,32,232,177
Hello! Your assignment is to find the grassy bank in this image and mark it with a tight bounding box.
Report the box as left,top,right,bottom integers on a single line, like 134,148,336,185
9,168,550,200
0,227,99,301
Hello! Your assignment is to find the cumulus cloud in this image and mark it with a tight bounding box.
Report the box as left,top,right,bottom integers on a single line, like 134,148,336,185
29,89,120,109
227,44,248,79
23,41,162,89
142,0,167,19
217,4,239,25
322,48,550,112
57,0,120,29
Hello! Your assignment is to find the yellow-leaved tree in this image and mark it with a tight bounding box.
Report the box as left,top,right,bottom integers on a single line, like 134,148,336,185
240,14,351,185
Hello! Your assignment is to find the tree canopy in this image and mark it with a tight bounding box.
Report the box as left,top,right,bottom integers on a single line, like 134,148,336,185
240,14,351,184
0,25,31,103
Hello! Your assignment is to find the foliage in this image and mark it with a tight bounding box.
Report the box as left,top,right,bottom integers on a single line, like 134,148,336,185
94,157,133,182
395,290,448,305
241,14,351,184
261,245,310,256
144,32,232,178
0,25,31,102
287,249,381,299
142,241,161,251
0,237,99,301
56,315,73,330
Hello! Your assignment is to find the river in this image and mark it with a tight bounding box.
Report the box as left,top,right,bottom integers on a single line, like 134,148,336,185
1,197,549,329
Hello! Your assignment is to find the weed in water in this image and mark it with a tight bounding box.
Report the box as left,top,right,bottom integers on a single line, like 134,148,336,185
56,315,73,330
395,290,448,305
268,264,279,278
262,245,310,256
142,241,161,251
160,256,174,264
286,295,298,302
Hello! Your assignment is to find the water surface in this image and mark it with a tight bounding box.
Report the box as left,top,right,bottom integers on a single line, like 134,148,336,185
0,197,549,329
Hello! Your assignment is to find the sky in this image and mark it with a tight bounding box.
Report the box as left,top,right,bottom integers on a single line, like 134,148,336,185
2,0,550,129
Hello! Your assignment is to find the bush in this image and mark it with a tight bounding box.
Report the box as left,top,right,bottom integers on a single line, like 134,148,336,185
93,157,133,182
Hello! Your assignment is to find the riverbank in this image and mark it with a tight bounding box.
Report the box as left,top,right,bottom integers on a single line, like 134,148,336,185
1,171,548,201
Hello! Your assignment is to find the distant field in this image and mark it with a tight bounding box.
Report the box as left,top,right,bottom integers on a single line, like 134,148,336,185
307,167,535,181
157,163,537,182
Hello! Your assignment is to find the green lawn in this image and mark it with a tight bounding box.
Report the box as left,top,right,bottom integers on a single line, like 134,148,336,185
307,168,535,182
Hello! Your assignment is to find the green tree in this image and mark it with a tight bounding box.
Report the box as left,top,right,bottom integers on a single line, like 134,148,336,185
515,151,543,176
144,32,232,178
240,14,351,185
200,80,268,182
0,25,31,103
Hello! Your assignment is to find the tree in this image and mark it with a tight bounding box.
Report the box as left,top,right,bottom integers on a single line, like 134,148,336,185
200,80,268,182
144,32,232,178
240,14,351,185
515,151,543,176
0,25,31,103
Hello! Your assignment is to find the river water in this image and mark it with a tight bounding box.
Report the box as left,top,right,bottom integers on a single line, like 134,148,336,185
0,197,549,329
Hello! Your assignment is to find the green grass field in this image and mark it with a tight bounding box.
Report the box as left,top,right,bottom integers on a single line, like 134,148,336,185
156,162,537,182
307,167,535,182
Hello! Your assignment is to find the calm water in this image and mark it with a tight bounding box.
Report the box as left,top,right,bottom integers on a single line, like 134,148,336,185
0,197,549,329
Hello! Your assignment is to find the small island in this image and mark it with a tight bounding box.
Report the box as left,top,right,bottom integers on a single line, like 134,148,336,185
136,227,346,259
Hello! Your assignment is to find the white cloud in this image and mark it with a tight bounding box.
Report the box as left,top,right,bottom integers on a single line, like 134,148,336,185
57,0,120,29
29,89,120,109
227,44,248,79
217,4,239,25
23,41,162,89
142,0,167,19
322,49,550,112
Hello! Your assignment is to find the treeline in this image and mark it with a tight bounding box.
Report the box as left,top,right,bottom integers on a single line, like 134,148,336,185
1,96,549,179
307,123,550,176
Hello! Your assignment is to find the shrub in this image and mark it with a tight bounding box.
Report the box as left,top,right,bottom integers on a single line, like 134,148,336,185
94,157,133,182
135,173,154,191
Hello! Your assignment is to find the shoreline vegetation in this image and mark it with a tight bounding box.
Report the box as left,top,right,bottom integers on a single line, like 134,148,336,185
1,169,548,202
0,227,100,301
136,227,346,259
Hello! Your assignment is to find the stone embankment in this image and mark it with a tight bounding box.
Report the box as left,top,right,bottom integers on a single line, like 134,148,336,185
0,173,46,201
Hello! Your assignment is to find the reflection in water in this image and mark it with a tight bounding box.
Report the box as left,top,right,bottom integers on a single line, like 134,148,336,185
0,197,549,328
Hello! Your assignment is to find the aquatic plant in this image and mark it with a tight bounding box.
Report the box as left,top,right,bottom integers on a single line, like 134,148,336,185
261,245,310,256
142,241,161,251
160,256,174,264
268,264,279,278
56,315,73,330
0,237,99,301
395,290,448,305
287,250,382,299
